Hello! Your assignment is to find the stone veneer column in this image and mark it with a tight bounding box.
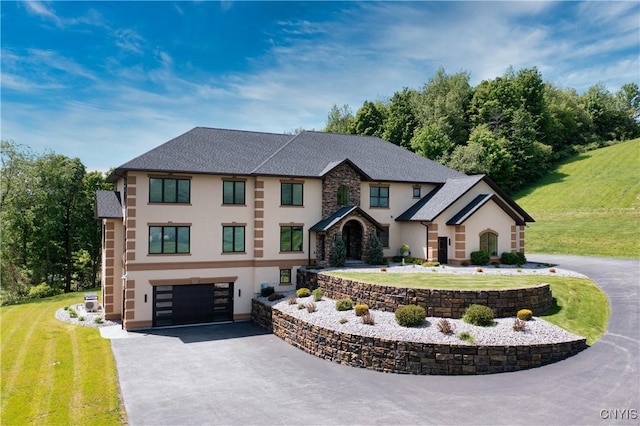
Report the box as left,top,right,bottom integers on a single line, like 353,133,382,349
123,175,136,329
455,225,466,260
511,225,517,252
254,180,264,258
102,220,117,320
427,223,438,261
519,225,525,252
322,163,361,217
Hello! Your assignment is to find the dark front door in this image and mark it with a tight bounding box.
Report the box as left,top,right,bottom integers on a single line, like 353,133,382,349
342,220,363,260
438,237,448,264
153,283,234,327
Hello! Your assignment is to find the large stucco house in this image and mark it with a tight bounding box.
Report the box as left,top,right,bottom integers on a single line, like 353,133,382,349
96,127,534,330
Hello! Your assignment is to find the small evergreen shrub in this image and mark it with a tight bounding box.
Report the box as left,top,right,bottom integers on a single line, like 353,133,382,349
458,331,475,343
79,316,85,322
515,252,526,265
94,316,103,324
69,308,78,318
339,317,348,324
470,250,490,266
361,312,375,325
297,303,305,310
330,237,346,267
63,306,69,311
296,288,311,298
513,318,527,332
28,283,63,299
354,303,369,316
305,302,317,313
267,293,285,302
436,318,455,335
260,286,275,297
335,298,354,311
517,309,533,321
366,234,385,265
500,252,520,265
463,304,494,326
395,304,426,327
312,288,323,302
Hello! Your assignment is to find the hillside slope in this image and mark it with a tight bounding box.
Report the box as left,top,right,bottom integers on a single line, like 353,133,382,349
514,138,640,258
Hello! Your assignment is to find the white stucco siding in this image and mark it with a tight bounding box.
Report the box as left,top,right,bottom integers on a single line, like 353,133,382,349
397,222,429,259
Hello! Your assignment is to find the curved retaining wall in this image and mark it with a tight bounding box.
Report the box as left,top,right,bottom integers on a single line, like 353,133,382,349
251,299,587,375
297,269,552,318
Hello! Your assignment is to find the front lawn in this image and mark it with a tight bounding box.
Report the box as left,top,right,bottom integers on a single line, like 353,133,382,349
326,271,609,345
1,292,125,425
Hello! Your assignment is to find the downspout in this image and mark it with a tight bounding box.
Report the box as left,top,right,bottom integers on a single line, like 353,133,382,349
420,221,429,261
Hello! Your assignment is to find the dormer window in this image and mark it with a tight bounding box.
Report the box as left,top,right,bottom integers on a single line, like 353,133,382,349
337,185,349,206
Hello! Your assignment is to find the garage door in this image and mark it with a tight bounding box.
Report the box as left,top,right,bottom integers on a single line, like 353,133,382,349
153,283,234,327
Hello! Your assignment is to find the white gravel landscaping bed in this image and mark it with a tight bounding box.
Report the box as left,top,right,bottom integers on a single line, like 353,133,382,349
55,303,120,328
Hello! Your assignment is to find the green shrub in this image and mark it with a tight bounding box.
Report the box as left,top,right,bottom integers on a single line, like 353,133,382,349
395,304,426,327
296,288,311,298
79,316,85,322
517,309,533,321
354,303,369,316
297,303,305,310
267,293,285,302
470,251,490,266
366,234,385,265
458,331,475,343
500,252,520,265
515,252,526,265
28,283,63,299
68,308,78,318
312,288,323,302
463,304,494,326
339,317,348,324
260,286,275,297
94,316,103,324
335,298,353,311
330,237,346,267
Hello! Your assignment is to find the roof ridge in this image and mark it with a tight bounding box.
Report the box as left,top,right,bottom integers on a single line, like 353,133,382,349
195,126,288,137
249,132,302,174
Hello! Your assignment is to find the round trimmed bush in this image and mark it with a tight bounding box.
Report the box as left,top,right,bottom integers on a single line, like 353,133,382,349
470,250,490,266
395,304,426,327
517,308,533,321
312,288,323,302
354,303,369,316
296,288,311,298
335,298,353,311
463,304,494,326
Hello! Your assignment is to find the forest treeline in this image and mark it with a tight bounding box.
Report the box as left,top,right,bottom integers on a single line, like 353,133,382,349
0,142,112,304
324,67,640,193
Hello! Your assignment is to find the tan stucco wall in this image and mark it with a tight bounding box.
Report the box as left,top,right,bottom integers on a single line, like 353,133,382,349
456,200,517,259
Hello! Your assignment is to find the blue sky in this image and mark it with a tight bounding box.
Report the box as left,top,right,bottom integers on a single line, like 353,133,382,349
2,1,639,172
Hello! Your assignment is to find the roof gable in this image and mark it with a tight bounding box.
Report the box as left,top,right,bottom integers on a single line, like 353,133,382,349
95,191,122,219
310,205,385,232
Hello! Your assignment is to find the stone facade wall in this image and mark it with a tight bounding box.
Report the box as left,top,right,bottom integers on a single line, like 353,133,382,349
251,300,587,375
322,163,362,217
251,299,273,330
296,269,552,318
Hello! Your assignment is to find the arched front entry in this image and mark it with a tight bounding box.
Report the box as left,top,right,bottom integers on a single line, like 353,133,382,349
342,220,363,260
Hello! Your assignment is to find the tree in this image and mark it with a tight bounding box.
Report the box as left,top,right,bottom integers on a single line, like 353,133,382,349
366,234,385,265
349,101,387,137
383,88,420,149
410,124,454,161
330,237,346,267
324,104,354,134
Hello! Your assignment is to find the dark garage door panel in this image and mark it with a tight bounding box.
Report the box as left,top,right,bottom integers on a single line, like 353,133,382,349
153,283,234,327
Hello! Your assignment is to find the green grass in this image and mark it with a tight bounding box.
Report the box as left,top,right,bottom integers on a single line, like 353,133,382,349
328,271,609,344
1,292,125,425
514,138,640,258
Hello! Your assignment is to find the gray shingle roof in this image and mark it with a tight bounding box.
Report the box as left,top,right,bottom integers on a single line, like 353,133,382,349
310,205,385,232
396,175,485,221
109,127,464,184
446,194,492,225
95,191,122,219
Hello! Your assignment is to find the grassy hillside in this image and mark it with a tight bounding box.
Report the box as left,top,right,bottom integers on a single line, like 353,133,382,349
1,293,125,425
514,138,640,258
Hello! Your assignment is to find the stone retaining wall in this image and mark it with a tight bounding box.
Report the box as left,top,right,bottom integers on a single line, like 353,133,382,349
251,299,587,375
297,269,552,318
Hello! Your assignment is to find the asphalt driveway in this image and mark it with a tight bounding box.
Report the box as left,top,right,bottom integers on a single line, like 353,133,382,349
111,255,639,425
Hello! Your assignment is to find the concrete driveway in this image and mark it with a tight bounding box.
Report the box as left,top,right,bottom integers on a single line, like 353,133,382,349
111,255,639,425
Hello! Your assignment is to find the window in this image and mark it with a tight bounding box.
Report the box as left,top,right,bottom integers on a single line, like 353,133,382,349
480,232,498,256
281,183,303,206
337,185,350,206
413,187,421,198
377,225,390,248
280,269,292,284
149,226,190,254
280,226,303,252
149,178,190,203
223,226,245,253
223,180,245,205
370,186,389,208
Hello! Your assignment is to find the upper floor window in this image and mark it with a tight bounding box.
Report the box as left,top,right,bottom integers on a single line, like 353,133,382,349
413,186,421,198
149,226,190,254
223,225,245,253
280,226,303,252
370,186,389,208
480,231,498,256
223,180,245,205
337,185,350,206
281,182,303,206
149,177,190,203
